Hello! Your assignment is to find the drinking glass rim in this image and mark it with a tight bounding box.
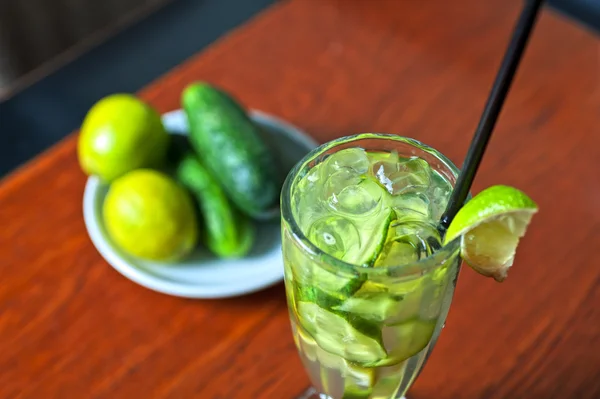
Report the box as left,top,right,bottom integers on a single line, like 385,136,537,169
281,133,463,278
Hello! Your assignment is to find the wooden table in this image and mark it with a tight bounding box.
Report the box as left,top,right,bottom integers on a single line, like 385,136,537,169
1,0,599,397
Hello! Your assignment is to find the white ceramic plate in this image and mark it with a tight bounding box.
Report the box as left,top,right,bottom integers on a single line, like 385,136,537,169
83,109,318,298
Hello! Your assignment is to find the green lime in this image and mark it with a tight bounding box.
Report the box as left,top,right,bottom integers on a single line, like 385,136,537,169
78,94,169,182
103,169,198,261
444,185,538,281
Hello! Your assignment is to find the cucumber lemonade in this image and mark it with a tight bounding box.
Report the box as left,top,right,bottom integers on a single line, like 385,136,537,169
282,134,463,399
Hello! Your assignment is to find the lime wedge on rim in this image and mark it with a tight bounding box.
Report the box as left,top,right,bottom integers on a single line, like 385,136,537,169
444,185,538,282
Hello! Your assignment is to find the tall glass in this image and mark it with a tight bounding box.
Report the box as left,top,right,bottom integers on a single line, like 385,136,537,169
281,134,462,399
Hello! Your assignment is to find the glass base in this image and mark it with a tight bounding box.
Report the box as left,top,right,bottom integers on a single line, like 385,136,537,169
296,387,407,399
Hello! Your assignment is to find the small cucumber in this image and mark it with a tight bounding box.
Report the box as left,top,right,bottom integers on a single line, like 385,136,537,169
182,82,280,218
174,151,254,258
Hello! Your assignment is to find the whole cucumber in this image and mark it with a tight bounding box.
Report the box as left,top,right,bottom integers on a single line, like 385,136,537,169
174,151,254,259
182,82,280,218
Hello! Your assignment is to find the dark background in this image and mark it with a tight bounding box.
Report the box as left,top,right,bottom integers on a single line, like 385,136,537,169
0,0,597,177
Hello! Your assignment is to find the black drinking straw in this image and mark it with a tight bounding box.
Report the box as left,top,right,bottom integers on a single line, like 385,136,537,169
439,0,545,231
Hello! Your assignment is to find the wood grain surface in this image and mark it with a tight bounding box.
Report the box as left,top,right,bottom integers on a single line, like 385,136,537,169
1,0,599,398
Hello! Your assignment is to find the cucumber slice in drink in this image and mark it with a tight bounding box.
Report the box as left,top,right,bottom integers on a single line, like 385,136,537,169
342,387,372,399
299,207,394,299
354,281,388,295
371,361,407,398
293,262,364,300
342,365,375,399
334,295,400,322
298,286,344,309
297,301,386,364
295,207,394,304
378,319,436,366
361,209,396,267
314,346,375,399
297,325,318,362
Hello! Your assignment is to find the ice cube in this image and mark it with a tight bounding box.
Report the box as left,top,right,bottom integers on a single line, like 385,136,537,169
392,192,431,218
374,219,442,268
387,157,431,196
375,240,420,267
296,166,326,230
325,148,370,175
324,168,362,201
371,155,431,196
308,216,361,260
327,176,384,216
370,151,401,194
428,175,453,220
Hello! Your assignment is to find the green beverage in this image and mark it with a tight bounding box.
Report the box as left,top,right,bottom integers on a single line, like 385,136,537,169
282,134,462,399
